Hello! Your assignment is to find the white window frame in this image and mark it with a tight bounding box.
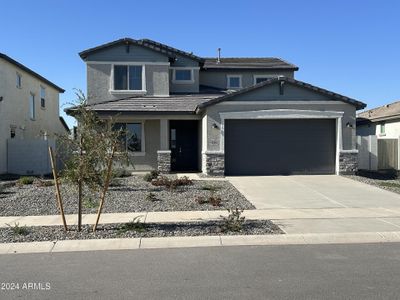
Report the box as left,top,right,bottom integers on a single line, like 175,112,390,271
29,93,35,120
16,73,22,88
110,63,147,95
171,67,196,84
40,85,46,109
253,75,275,85
227,75,242,89
114,120,146,156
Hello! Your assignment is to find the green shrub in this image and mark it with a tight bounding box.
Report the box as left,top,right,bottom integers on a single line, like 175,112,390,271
83,197,99,208
220,208,245,232
144,170,160,182
201,184,220,192
6,222,29,236
118,216,146,233
17,177,35,185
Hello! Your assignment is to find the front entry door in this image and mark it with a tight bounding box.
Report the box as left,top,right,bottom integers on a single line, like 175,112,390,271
170,120,199,172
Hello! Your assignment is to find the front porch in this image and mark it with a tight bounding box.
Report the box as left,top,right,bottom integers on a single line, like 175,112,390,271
114,117,203,174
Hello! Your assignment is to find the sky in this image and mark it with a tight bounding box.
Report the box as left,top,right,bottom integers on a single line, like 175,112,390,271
1,0,399,128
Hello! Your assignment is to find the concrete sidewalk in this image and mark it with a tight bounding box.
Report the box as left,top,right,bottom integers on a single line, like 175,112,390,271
2,207,400,234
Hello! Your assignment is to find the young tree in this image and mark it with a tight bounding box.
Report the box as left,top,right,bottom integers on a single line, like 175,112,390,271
58,90,131,231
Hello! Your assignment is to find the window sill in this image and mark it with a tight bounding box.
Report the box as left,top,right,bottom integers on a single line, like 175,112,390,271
116,151,145,157
227,86,242,90
172,80,195,85
110,90,147,95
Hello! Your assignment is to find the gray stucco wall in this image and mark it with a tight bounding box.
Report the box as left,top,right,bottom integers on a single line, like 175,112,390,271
199,70,294,90
169,68,199,94
87,63,170,104
204,101,357,152
84,44,169,63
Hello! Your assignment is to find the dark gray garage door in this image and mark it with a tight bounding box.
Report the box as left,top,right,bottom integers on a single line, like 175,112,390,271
225,119,336,175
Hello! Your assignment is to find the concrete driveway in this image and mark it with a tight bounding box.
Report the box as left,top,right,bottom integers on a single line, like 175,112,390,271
228,175,400,234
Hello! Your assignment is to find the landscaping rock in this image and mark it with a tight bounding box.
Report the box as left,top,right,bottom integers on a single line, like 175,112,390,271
0,176,255,216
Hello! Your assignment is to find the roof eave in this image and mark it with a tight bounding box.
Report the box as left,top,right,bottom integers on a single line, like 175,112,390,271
0,53,65,93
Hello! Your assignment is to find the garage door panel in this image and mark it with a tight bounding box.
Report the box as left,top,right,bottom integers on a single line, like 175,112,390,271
225,119,336,175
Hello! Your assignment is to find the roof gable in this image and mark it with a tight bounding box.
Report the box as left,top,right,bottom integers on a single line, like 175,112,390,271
0,53,64,93
197,77,366,111
79,38,203,63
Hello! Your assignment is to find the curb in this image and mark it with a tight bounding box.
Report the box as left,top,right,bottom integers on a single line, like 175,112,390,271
1,231,400,255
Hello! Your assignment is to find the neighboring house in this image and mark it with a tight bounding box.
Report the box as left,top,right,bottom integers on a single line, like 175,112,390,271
357,101,400,138
0,53,67,174
71,37,366,176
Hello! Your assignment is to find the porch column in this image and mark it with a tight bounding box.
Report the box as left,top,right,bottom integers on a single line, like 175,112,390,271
157,119,171,173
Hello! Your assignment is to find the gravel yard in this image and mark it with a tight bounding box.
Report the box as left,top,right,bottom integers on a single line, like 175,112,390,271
0,175,254,216
345,172,400,194
0,220,283,243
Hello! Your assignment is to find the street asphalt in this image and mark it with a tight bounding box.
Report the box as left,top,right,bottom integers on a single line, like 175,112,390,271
0,243,399,299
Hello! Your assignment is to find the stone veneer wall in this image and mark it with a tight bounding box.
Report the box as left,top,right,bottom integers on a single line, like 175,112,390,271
339,151,358,175
203,152,225,176
157,150,171,173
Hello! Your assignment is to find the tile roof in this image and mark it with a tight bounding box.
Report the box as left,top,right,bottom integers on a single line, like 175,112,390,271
203,57,298,70
0,53,65,93
79,38,203,62
197,77,366,111
357,100,400,122
71,94,223,114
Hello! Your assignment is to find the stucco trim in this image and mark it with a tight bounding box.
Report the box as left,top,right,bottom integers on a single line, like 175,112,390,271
218,109,345,175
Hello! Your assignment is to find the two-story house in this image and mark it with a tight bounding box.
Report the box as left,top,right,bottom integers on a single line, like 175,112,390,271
73,38,366,176
0,53,67,174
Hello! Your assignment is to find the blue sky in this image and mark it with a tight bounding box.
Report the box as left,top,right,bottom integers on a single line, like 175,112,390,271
1,0,399,128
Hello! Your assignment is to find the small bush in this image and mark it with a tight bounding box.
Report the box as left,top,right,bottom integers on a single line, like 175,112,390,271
144,170,160,182
196,194,222,207
34,179,54,187
118,216,146,233
151,176,193,190
17,177,35,185
201,184,220,192
109,178,123,187
220,208,245,232
145,192,159,202
6,223,29,236
113,168,131,178
83,197,99,208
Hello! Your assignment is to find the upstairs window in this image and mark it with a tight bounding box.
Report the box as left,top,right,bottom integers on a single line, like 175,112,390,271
40,86,46,108
173,68,194,83
16,73,22,88
113,122,144,153
227,75,242,89
254,76,272,85
380,123,386,135
113,65,144,91
29,93,35,120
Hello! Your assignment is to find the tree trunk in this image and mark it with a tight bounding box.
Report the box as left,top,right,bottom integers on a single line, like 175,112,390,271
78,137,83,232
93,145,116,232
